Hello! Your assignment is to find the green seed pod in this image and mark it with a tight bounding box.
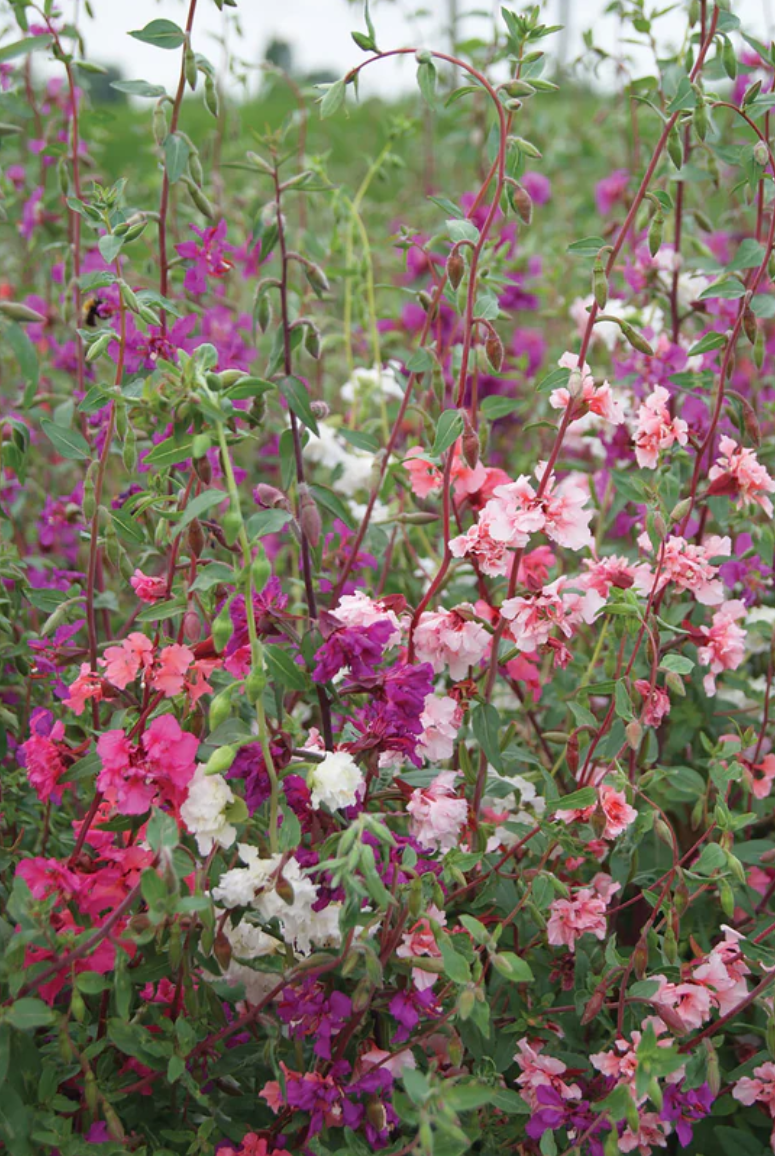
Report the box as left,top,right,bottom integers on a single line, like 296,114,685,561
511,182,533,225
222,507,243,547
203,745,237,776
188,150,204,187
719,878,735,919
168,919,183,968
185,45,197,90
688,0,700,24
103,1105,125,1142
722,37,737,80
86,332,112,363
256,292,272,334
648,211,664,257
667,124,683,169
104,521,121,568
84,1070,99,1115
122,426,137,471
191,433,211,459
663,922,678,964
592,259,608,309
212,604,233,653
188,182,216,220
70,987,86,1023
208,690,232,732
620,320,654,356
82,460,99,521
408,875,423,919
251,553,271,592
205,76,219,118
153,101,169,147
693,99,709,141
244,666,266,704
304,262,330,298
0,300,46,324
115,402,127,441
304,323,322,359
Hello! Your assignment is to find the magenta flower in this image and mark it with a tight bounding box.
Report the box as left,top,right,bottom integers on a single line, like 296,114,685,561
176,219,233,294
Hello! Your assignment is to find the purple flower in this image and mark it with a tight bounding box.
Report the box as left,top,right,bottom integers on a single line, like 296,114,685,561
522,170,551,205
277,978,352,1058
388,985,438,1042
20,187,44,240
662,1081,714,1145
595,168,630,215
313,617,394,682
176,220,233,295
720,533,773,606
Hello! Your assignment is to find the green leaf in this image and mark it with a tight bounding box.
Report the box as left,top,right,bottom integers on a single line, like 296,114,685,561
75,971,109,995
278,804,302,852
265,645,308,691
6,997,55,1030
471,702,502,771
246,508,292,538
567,235,607,256
490,1088,530,1113
666,76,697,113
659,654,694,674
146,808,179,851
614,680,633,720
0,35,52,63
729,237,766,271
319,78,346,119
111,79,167,97
554,786,597,811
129,19,187,49
143,434,195,468
164,132,191,185
431,409,464,457
6,322,39,404
536,366,571,394
698,278,746,301
447,218,479,244
136,598,186,622
687,332,727,357
491,952,534,982
177,489,226,532
98,232,123,263
443,1083,495,1112
40,418,90,461
279,375,319,436
308,483,355,531
189,562,235,592
481,396,520,420
417,59,438,108
438,937,471,984
458,915,491,946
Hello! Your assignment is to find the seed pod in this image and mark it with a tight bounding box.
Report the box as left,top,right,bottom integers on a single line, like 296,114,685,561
674,877,690,915
688,0,700,23
251,553,271,592
485,331,504,371
274,872,295,905
592,259,608,309
222,507,243,547
669,496,692,524
408,876,423,919
122,426,137,471
209,691,232,731
187,518,205,559
461,414,479,469
245,667,266,704
755,325,766,368
86,331,112,363
722,37,737,80
447,249,465,290
115,402,127,440
194,454,212,484
663,922,678,964
667,124,683,169
212,604,233,653
511,182,533,225
754,139,769,168
648,211,664,257
205,75,219,118
719,878,735,918
82,460,99,521
70,987,86,1023
84,1070,99,1115
298,484,322,547
183,609,201,642
104,1106,125,1142
188,150,204,186
204,745,237,776
153,101,168,147
0,300,46,323
188,181,215,220
620,320,654,356
304,262,330,298
693,99,709,141
633,936,649,979
304,323,322,359
256,292,272,334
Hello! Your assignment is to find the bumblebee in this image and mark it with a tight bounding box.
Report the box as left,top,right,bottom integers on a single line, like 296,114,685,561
81,294,103,327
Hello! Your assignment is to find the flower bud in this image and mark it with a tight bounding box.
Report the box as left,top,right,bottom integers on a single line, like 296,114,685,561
485,331,504,372
245,667,266,704
457,987,476,1020
620,320,654,356
255,483,291,509
298,484,322,547
86,332,112,363
693,99,709,141
222,507,243,547
667,124,683,169
704,1040,721,1095
755,325,766,368
664,670,686,698
251,553,271,592
188,182,216,220
719,878,735,919
592,259,608,309
212,605,233,653
153,101,168,147
122,426,137,472
82,460,99,522
461,414,479,469
209,691,232,731
304,323,322,359
511,182,533,224
203,745,237,776
183,609,201,642
648,211,664,257
663,922,678,964
85,1070,99,1115
581,987,606,1024
213,929,232,971
0,300,46,324
625,719,642,751
633,936,649,979
104,1106,126,1142
754,139,769,168
447,250,465,290
187,518,205,558
205,75,219,118
188,150,204,187
674,878,690,915
669,497,692,524
256,292,272,333
194,454,212,484
185,45,197,90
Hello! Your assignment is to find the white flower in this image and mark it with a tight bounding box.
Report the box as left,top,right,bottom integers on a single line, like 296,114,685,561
215,917,279,1005
308,749,364,811
180,765,236,855
340,362,404,404
302,421,374,493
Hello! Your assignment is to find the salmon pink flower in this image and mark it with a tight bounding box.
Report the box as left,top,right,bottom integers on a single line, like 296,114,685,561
633,386,688,469
151,643,194,697
407,771,467,852
65,662,105,715
749,753,775,800
413,604,490,680
708,436,775,516
550,352,625,426
129,569,168,603
657,534,730,606
396,904,445,990
547,886,609,952
697,598,747,695
100,632,154,690
598,784,637,839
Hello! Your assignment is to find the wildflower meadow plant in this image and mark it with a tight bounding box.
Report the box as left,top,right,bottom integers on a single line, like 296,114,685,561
0,0,775,1153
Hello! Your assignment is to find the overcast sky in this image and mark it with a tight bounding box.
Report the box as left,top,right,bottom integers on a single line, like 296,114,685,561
25,0,775,95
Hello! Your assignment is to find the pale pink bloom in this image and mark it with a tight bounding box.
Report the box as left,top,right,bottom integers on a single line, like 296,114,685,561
693,931,750,1015
537,466,595,551
333,590,402,646
547,887,608,953
151,643,195,697
407,771,467,853
697,598,747,695
750,754,775,801
501,576,604,653
356,1045,416,1078
518,545,555,590
186,658,219,704
733,1061,775,1118
129,568,168,603
658,534,731,605
633,386,688,469
65,663,104,715
551,352,625,426
591,1023,676,1101
513,1038,581,1110
709,435,775,516
583,554,653,599
651,976,712,1031
449,441,488,497
598,785,637,839
403,440,487,500
619,1111,670,1154
417,695,463,762
100,632,154,691
449,506,512,577
413,604,490,680
486,474,544,545
396,904,445,991
635,679,671,727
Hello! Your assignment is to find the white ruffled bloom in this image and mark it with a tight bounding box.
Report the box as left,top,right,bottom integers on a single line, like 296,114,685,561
180,766,236,855
340,362,404,404
302,421,374,493
213,845,343,955
308,749,365,811
217,917,280,1005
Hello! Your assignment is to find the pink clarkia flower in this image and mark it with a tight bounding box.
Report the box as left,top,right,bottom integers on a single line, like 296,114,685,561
635,679,671,727
749,753,775,800
417,694,463,762
402,440,487,501
513,1038,581,1110
583,554,653,599
546,887,608,953
650,975,712,1031
657,534,731,606
333,590,402,646
130,569,168,603
22,721,69,802
733,1060,775,1119
598,784,637,839
633,386,688,469
449,505,512,577
596,167,630,215
692,928,750,1015
550,352,625,426
151,643,195,697
396,904,445,991
413,604,490,680
485,464,594,552
708,435,775,516
407,771,467,853
501,576,604,653
619,1111,670,1154
100,632,154,691
96,715,197,815
65,662,105,715
697,598,747,695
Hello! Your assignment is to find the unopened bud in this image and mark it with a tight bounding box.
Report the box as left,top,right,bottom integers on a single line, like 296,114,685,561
511,182,533,224
84,1070,99,1115
298,484,322,547
485,331,504,372
153,102,168,147
592,260,608,309
461,417,479,469
654,818,673,846
188,181,215,220
82,460,99,522
304,323,322,359
447,250,466,290
209,691,232,731
212,605,233,653
625,719,642,751
86,332,112,362
670,497,692,524
203,745,236,776
667,124,683,170
620,320,654,356
693,100,709,141
245,666,266,704
663,922,678,964
304,262,330,298
665,670,686,698
213,929,232,971
0,300,46,323
719,878,735,918
457,987,476,1020
222,507,243,547
187,518,205,558
104,1105,125,1142
704,1040,721,1095
633,936,649,979
648,212,664,257
205,75,219,118
183,609,201,642
754,139,769,168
